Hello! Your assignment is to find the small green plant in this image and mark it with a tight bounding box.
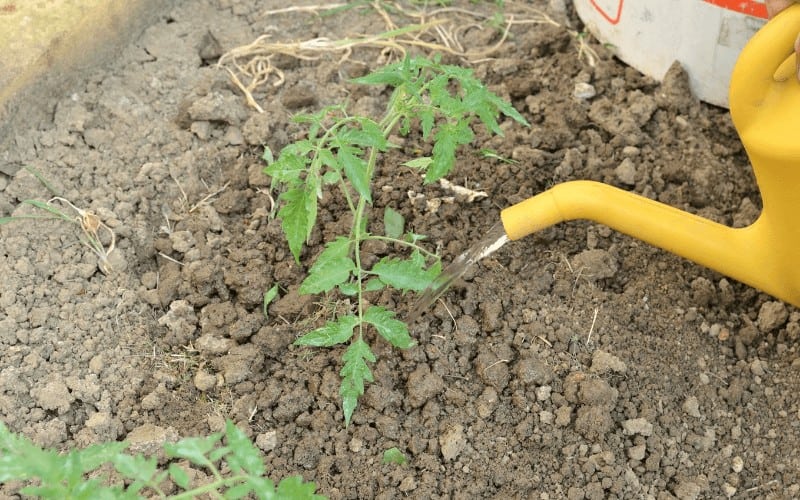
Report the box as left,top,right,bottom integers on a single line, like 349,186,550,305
265,55,527,425
0,420,323,499
382,447,408,466
263,284,280,319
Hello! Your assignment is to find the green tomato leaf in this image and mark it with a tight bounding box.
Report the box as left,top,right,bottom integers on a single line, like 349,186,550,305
426,121,474,183
295,315,359,347
248,477,277,500
339,120,388,150
318,148,339,171
382,447,408,466
364,306,415,349
419,108,435,140
383,206,405,239
164,433,222,469
299,237,354,294
263,151,303,185
352,66,405,87
338,282,359,296
262,146,274,164
277,188,311,263
340,338,376,426
112,454,157,484
371,251,441,293
276,475,324,500
73,441,129,472
338,149,372,203
262,284,279,320
322,170,341,185
168,463,190,490
225,420,265,477
402,157,433,170
225,483,254,499
364,278,385,292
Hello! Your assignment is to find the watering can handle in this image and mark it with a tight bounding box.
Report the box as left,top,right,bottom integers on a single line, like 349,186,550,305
729,4,800,126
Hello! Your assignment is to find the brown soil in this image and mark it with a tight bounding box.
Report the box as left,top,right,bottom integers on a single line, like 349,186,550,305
1,1,799,499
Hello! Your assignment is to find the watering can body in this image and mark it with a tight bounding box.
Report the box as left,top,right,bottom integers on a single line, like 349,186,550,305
501,5,800,307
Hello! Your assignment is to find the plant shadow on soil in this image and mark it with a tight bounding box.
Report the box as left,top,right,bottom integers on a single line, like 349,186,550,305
0,1,799,498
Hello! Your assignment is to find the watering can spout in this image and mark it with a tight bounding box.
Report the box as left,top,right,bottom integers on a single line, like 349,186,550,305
500,181,786,302
501,4,800,308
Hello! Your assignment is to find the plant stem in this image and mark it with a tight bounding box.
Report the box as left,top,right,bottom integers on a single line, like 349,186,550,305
169,475,250,499
350,114,403,336
365,235,439,260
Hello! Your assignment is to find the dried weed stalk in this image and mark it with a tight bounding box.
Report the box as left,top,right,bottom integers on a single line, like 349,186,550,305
219,0,594,112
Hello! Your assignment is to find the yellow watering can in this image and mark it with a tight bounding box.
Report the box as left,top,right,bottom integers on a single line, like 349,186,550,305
501,5,800,307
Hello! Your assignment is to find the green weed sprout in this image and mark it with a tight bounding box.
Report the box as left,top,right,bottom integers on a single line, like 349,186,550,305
0,420,323,499
265,55,528,425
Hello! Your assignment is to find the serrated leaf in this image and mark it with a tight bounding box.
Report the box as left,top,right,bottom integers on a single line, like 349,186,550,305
402,157,433,170
489,91,530,127
74,441,129,471
383,206,404,239
364,278,385,292
299,237,354,294
112,454,157,484
225,420,266,477
339,120,388,150
371,251,440,292
262,146,274,164
277,188,311,263
168,463,190,490
426,121,474,183
249,477,277,500
338,149,372,203
262,284,279,320
364,306,414,349
339,339,375,426
382,447,408,466
276,475,324,499
318,148,339,171
352,67,405,87
225,482,253,499
428,74,464,118
208,446,230,463
322,170,341,185
164,433,222,468
296,315,359,347
264,150,308,186
419,108,435,140
338,282,359,296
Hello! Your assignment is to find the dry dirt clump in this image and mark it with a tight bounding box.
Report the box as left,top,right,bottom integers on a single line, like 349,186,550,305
0,0,799,498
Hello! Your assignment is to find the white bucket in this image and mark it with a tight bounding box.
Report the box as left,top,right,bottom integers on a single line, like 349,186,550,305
574,0,768,107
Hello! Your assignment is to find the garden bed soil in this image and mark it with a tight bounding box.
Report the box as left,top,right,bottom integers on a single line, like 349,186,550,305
1,1,799,498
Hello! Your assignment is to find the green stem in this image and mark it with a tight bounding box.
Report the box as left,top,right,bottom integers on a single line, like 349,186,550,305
364,235,439,260
168,475,250,500
350,113,402,337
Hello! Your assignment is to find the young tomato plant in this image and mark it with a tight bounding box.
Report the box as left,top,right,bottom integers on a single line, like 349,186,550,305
265,56,528,425
0,420,323,499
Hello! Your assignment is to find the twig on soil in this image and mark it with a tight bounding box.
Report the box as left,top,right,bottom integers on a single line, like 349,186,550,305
585,307,599,346
158,252,184,266
189,181,230,213
483,358,509,372
439,298,457,331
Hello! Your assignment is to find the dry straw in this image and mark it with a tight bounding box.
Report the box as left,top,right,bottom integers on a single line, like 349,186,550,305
218,1,595,112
